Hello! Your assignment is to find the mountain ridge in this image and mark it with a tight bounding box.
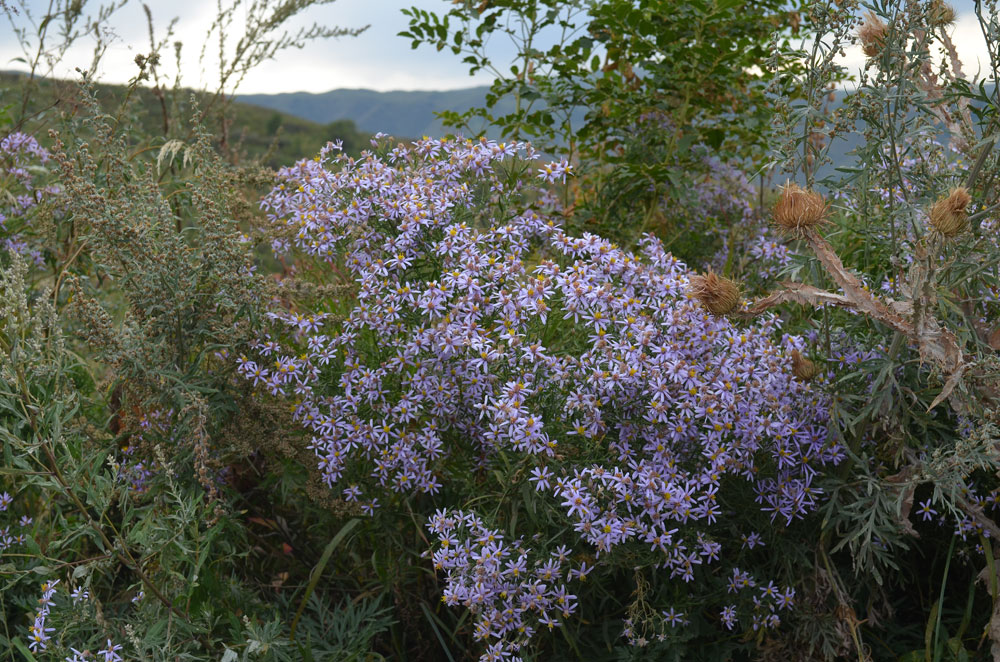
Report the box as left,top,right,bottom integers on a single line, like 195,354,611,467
236,86,500,140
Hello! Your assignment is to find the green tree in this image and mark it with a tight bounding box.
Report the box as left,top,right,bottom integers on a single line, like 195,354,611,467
402,0,815,252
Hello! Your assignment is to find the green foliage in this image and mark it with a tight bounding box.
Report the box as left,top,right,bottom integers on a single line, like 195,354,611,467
403,0,806,158
3,1,1000,661
400,0,825,254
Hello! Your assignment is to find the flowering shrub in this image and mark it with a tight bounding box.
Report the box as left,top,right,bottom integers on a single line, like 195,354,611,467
5,1,1000,660
245,134,841,658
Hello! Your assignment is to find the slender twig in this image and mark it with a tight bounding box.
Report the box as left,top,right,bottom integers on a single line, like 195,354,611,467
7,352,189,621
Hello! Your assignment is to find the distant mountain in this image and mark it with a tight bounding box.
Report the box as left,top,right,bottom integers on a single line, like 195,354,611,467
236,87,505,140
238,84,994,186
232,86,903,172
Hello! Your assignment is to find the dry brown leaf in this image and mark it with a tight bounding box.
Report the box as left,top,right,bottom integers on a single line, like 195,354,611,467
989,326,1000,351
977,563,1000,598
897,484,919,538
927,364,966,413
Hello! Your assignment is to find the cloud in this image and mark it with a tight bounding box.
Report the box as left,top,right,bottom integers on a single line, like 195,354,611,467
0,0,496,93
1,1,994,95
836,8,993,87
950,9,995,80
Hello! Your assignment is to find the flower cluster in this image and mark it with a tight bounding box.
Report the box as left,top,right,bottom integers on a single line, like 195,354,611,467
113,409,174,494
426,509,585,657
27,579,59,652
0,489,30,553
66,641,124,662
24,577,124,660
536,158,572,184
723,566,797,630
0,131,59,264
246,135,841,656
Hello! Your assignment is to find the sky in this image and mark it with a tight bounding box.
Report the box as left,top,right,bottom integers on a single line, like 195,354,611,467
0,0,995,95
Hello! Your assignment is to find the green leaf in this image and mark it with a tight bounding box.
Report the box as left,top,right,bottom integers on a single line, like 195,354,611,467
419,602,457,662
12,638,39,662
289,518,361,641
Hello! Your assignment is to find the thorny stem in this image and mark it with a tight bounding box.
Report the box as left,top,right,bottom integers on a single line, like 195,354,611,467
818,534,868,662
749,222,969,396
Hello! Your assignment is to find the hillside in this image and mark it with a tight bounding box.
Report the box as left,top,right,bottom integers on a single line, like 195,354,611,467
6,71,989,181
231,86,884,183
237,86,502,139
0,70,370,167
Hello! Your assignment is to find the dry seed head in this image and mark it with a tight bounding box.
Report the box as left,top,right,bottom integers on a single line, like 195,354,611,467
772,182,829,233
929,0,956,26
858,12,888,57
928,187,971,237
688,271,740,316
791,350,819,381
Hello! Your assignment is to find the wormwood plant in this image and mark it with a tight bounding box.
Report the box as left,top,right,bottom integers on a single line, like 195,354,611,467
1,0,389,657
0,87,396,662
52,79,266,494
0,249,391,660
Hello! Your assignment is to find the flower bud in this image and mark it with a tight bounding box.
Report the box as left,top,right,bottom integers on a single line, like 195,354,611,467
928,187,971,237
858,12,888,57
791,350,818,381
688,271,740,316
772,182,828,233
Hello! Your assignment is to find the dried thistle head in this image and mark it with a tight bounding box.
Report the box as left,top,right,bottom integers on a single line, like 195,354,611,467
688,271,740,316
791,350,819,381
928,0,956,26
772,182,829,234
858,11,888,57
928,187,971,238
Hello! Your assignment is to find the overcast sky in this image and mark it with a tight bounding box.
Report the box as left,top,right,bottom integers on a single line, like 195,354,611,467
0,0,995,95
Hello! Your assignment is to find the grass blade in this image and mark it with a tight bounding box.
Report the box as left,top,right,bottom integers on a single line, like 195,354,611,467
290,518,361,641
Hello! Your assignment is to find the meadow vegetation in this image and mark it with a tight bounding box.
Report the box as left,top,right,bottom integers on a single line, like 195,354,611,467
2,0,1000,660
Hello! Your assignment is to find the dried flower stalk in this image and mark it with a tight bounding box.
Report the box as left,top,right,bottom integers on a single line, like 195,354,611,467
791,350,819,381
858,12,888,57
928,0,956,27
